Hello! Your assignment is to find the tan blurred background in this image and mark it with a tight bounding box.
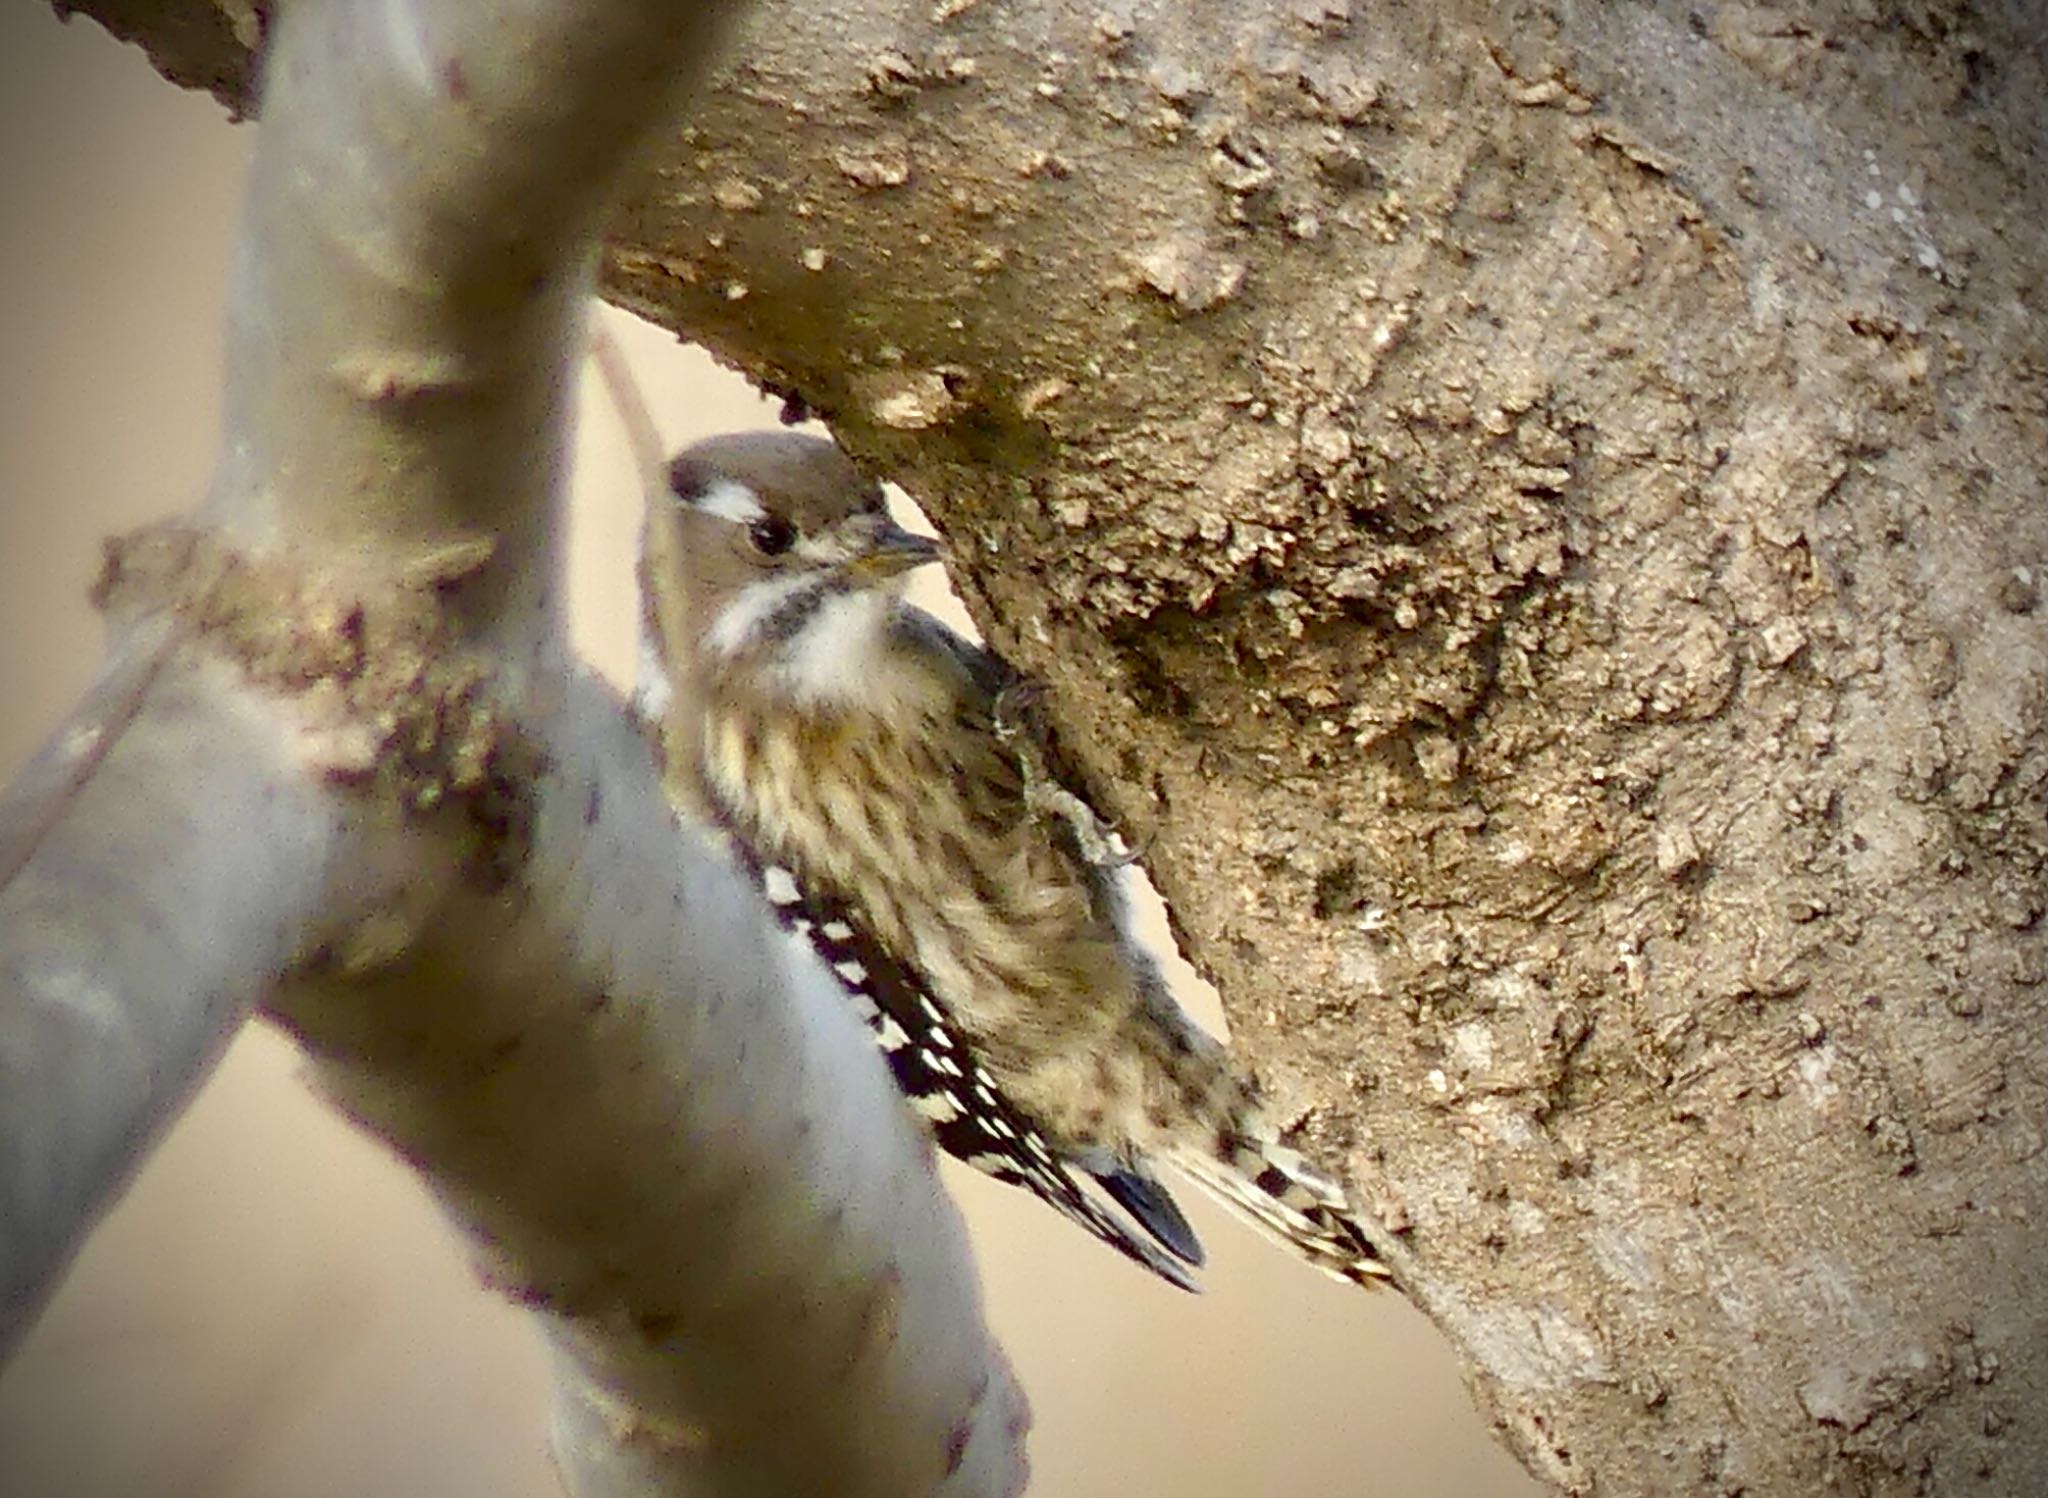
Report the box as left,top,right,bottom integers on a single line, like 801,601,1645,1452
0,8,1542,1495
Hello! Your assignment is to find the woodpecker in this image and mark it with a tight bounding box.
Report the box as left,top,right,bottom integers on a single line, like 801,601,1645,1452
638,430,1388,1291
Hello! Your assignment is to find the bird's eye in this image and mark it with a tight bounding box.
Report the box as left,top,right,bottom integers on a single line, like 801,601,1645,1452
747,515,798,556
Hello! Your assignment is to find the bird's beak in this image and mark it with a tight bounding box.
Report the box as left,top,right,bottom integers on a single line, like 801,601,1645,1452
854,521,942,581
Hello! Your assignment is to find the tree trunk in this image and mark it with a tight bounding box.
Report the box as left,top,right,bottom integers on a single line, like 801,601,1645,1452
44,1,2048,1493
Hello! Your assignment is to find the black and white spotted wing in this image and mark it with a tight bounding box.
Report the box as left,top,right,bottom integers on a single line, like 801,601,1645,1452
724,838,1201,1292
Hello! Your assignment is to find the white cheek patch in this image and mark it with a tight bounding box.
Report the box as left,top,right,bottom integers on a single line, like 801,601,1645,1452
772,589,896,705
689,477,768,526
707,571,815,658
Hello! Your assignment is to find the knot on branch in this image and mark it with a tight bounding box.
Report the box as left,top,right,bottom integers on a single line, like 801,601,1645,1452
92,522,537,880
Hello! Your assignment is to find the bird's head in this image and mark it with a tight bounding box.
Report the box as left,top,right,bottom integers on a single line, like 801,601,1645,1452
639,431,940,710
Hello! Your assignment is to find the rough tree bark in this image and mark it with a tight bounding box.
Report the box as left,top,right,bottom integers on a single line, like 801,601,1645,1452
36,1,2048,1495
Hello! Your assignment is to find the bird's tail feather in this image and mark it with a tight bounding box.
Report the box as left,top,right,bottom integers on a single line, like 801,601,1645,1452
1168,1132,1391,1288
